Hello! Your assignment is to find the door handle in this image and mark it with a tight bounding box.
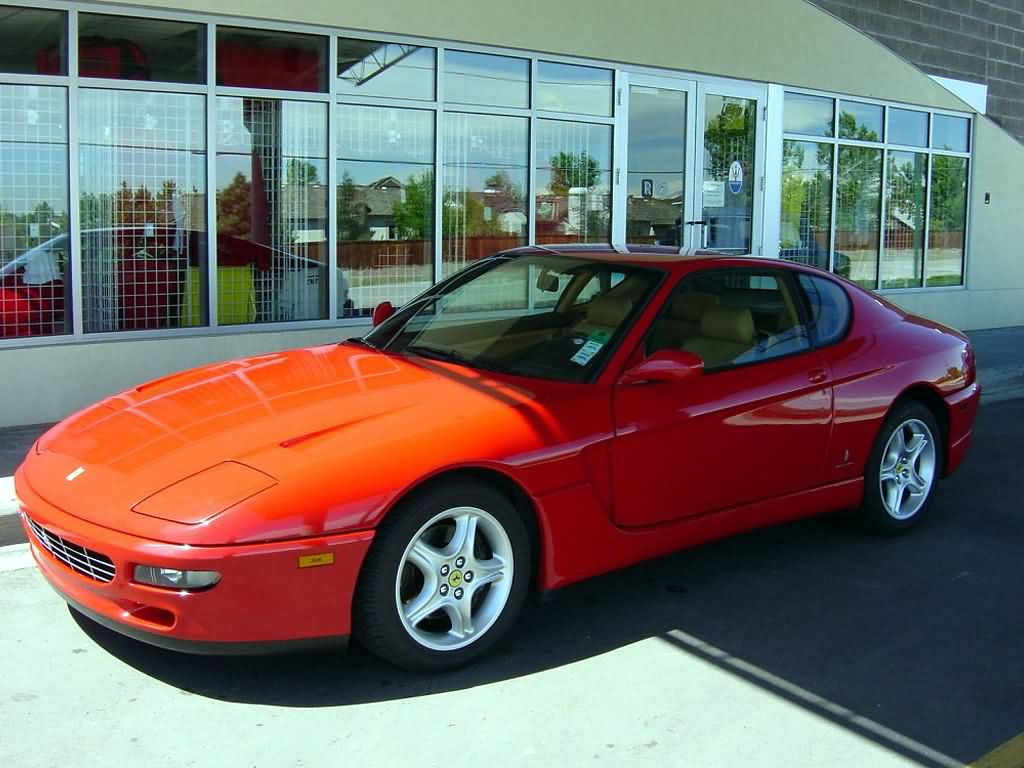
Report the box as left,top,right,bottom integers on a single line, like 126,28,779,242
684,220,707,226
808,368,828,384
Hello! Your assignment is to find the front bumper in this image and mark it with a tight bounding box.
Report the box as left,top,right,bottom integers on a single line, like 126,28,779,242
16,468,375,652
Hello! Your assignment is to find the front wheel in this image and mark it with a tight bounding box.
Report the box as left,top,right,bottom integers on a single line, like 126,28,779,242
354,480,531,671
859,401,942,533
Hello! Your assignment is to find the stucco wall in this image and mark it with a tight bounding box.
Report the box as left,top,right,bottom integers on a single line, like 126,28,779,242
105,0,970,111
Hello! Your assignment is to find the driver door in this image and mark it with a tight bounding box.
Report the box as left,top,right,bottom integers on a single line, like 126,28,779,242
610,267,833,527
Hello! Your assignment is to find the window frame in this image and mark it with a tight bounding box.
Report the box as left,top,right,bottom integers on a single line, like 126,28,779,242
781,86,972,295
793,270,854,350
644,266,814,373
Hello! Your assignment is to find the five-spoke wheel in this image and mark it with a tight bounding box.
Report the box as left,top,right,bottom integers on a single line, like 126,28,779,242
396,507,514,651
860,401,943,532
355,480,530,671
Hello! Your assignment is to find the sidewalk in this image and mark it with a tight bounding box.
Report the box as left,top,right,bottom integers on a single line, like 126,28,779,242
1,326,1021,509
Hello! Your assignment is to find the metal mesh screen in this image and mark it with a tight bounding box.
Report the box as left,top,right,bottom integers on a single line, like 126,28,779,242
78,89,206,332
0,84,70,338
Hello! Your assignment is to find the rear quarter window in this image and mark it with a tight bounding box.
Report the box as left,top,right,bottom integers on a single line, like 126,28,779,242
798,274,851,346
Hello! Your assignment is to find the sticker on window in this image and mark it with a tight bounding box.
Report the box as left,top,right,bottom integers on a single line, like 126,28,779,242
570,331,610,366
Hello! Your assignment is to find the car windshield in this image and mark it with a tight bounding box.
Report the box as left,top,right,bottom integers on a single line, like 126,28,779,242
365,253,662,383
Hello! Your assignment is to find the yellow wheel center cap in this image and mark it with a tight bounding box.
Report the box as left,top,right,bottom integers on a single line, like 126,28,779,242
448,570,463,588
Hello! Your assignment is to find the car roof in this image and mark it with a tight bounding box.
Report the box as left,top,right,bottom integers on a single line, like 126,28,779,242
500,243,769,270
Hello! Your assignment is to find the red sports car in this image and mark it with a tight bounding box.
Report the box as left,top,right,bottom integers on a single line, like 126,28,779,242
15,246,980,670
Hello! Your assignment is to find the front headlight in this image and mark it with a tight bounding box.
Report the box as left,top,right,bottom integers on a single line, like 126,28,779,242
133,564,221,590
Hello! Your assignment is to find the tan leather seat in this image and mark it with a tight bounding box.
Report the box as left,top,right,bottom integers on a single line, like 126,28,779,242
683,305,755,368
574,294,633,336
649,291,720,351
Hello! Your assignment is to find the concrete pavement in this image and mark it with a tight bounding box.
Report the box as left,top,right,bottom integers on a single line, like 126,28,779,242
3,398,1024,766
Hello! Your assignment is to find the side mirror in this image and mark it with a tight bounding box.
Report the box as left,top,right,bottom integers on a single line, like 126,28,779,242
620,349,704,385
372,301,395,327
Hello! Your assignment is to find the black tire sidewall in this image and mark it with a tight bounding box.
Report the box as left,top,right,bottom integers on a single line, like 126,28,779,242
861,401,943,533
354,479,532,671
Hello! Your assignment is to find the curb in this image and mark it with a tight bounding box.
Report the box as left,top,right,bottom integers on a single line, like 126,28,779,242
0,476,18,517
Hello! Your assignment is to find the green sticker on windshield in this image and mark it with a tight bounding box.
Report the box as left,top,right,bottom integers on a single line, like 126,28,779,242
588,330,611,344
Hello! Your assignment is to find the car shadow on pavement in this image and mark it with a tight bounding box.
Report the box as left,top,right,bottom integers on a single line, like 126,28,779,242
72,400,1024,768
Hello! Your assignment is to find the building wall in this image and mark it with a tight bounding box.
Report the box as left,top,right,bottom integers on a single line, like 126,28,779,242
2,0,1022,427
810,0,1024,143
101,0,970,111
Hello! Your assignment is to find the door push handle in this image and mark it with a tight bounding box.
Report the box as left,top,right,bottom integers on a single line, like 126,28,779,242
684,220,707,226
808,368,828,384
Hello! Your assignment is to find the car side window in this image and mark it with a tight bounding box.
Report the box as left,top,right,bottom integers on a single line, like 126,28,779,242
648,269,811,371
797,274,851,347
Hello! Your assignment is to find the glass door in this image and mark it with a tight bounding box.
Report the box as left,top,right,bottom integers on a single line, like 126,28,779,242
617,74,695,247
691,82,766,253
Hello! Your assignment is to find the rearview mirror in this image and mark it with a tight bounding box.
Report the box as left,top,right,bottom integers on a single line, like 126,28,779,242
535,269,560,293
372,301,395,327
619,349,704,385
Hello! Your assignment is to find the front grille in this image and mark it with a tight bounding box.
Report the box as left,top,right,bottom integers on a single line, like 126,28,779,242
26,515,116,583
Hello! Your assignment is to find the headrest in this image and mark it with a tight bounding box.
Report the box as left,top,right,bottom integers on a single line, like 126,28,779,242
669,291,719,321
586,294,632,327
700,305,754,344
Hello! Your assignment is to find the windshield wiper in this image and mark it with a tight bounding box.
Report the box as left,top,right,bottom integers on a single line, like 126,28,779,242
405,344,512,374
341,336,378,350
405,344,474,365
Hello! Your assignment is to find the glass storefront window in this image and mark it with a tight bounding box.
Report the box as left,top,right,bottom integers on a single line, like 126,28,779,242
444,51,529,109
536,61,613,116
783,92,834,137
926,156,968,287
217,28,327,92
780,140,832,270
535,120,612,245
216,97,328,323
78,90,207,332
932,115,970,152
702,94,756,254
0,6,66,75
626,85,687,245
337,38,435,101
834,145,882,289
0,85,70,338
838,100,883,142
78,15,205,84
889,108,928,147
881,151,926,289
442,113,528,276
338,105,434,316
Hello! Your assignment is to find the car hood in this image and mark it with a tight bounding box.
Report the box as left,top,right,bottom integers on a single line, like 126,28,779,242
23,342,573,543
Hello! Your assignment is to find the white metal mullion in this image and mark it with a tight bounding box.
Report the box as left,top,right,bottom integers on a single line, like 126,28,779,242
66,77,207,95
214,86,330,103
878,146,889,291
433,49,444,284
828,139,839,274
922,151,934,288
67,9,83,337
762,84,785,260
205,22,218,328
962,117,977,288
327,34,338,321
0,73,70,86
610,70,627,248
534,111,615,125
527,58,538,246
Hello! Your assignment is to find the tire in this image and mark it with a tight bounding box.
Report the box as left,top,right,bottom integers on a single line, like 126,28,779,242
354,479,532,671
858,401,943,533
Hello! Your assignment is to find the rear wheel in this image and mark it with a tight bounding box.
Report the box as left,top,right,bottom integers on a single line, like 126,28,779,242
354,480,531,671
859,401,942,533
